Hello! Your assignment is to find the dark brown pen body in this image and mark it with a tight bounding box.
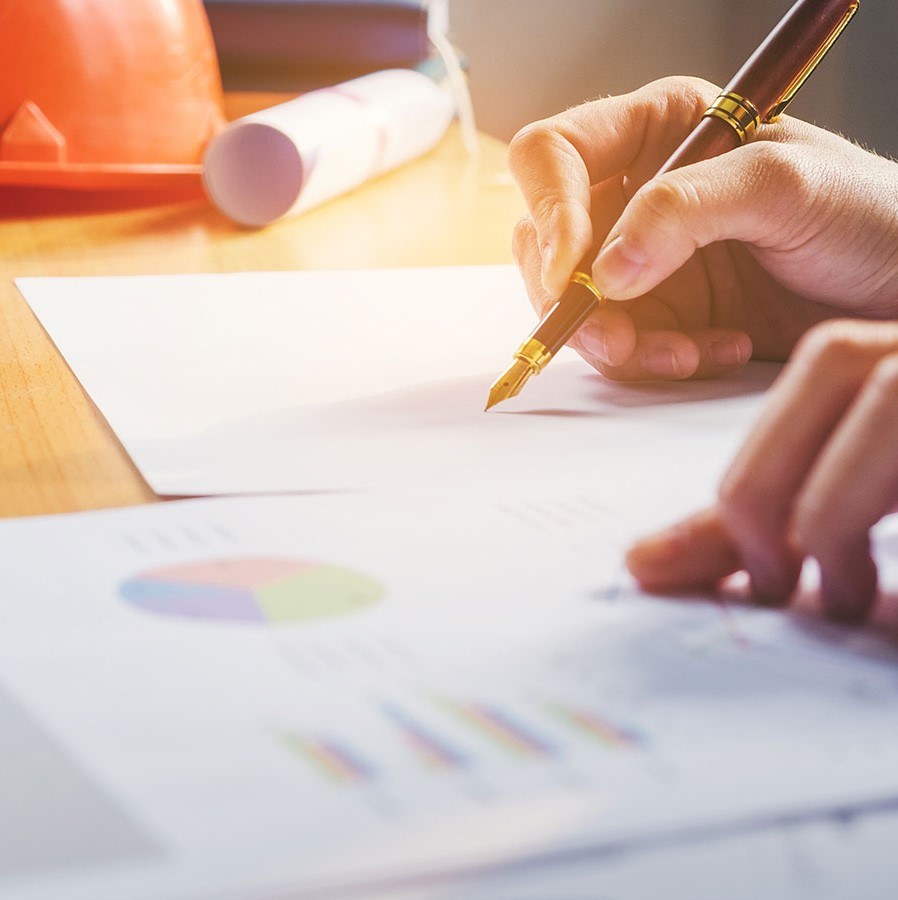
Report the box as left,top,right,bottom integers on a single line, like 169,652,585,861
526,280,598,355
533,0,860,360
661,0,859,173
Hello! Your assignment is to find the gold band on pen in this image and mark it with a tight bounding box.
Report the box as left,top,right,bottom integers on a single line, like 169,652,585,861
513,337,552,373
703,91,761,143
570,271,607,306
517,273,605,371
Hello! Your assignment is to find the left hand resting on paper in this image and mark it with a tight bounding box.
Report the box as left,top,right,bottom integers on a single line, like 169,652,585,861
626,319,898,619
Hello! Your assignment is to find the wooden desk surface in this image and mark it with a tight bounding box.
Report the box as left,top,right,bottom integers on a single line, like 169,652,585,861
0,100,524,518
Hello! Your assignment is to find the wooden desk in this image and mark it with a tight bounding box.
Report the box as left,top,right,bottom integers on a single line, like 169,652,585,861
0,102,524,518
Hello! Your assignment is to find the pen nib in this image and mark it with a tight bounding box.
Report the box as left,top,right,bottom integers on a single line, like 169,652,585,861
484,358,537,411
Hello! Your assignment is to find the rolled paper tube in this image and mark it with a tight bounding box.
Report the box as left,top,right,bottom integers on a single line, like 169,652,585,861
202,68,456,227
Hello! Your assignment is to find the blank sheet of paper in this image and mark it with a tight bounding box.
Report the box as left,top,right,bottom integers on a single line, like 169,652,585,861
18,266,777,510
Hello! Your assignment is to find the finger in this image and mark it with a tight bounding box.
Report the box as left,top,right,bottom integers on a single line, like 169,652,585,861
507,77,718,296
512,179,627,310
791,352,898,621
626,506,742,592
513,214,637,368
512,214,553,315
590,138,812,301
509,129,593,299
566,304,637,368
579,327,751,381
717,321,898,604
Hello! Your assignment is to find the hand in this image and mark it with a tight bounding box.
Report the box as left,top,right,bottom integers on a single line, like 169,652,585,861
626,319,898,619
508,77,898,381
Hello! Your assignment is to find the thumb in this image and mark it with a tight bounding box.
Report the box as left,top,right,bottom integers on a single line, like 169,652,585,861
591,145,781,300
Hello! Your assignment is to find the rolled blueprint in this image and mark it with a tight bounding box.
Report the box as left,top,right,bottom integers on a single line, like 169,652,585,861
202,68,455,226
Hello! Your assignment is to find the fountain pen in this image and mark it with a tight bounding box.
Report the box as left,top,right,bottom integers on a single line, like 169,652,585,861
485,0,859,411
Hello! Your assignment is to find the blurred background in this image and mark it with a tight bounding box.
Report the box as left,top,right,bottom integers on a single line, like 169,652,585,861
449,0,897,154
204,0,898,156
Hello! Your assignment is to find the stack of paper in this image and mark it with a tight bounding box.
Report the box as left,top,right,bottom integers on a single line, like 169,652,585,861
10,265,898,899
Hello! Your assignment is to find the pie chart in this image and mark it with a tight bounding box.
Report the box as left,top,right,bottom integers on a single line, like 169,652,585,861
120,558,383,624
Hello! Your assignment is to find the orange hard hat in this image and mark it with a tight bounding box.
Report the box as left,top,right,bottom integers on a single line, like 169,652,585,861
0,0,226,190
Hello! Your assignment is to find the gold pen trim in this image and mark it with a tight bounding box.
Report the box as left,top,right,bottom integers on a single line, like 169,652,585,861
569,271,607,306
703,91,761,143
484,273,605,410
484,338,552,410
765,1,860,122
514,337,552,373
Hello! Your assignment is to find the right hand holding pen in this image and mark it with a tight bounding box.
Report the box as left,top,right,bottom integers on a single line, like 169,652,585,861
508,76,898,381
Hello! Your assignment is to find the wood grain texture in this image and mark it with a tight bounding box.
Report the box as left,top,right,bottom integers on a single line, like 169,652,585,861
0,100,524,518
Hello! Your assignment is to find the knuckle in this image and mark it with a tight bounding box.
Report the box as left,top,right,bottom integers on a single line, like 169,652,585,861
529,192,564,235
791,501,862,567
640,76,721,119
664,74,719,98
790,506,826,557
747,141,839,243
867,353,898,400
791,320,869,373
507,120,585,234
716,471,763,539
507,120,557,173
790,490,825,552
511,215,537,264
752,141,807,193
634,175,700,236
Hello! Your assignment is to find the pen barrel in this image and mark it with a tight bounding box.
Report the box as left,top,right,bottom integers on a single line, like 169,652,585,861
656,117,742,176
722,0,859,123
657,0,858,176
531,279,600,355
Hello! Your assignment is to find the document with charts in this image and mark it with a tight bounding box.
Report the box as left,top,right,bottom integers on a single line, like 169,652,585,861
2,491,898,900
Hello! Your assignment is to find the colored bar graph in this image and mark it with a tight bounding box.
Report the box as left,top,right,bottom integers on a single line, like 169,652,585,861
545,703,643,750
438,699,557,758
279,732,375,783
380,704,469,770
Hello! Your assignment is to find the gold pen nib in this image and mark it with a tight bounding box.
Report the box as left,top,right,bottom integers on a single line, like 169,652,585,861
485,338,552,410
485,357,537,411
486,276,602,411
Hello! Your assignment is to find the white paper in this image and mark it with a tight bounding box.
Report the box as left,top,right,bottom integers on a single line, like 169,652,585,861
2,493,898,900
17,265,778,511
384,807,898,900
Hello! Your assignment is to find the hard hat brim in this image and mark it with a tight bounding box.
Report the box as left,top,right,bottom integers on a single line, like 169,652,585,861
0,161,203,190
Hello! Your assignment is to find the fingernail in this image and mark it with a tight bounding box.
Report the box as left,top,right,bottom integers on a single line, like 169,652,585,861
643,348,681,378
577,323,610,364
710,340,744,367
592,235,646,295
